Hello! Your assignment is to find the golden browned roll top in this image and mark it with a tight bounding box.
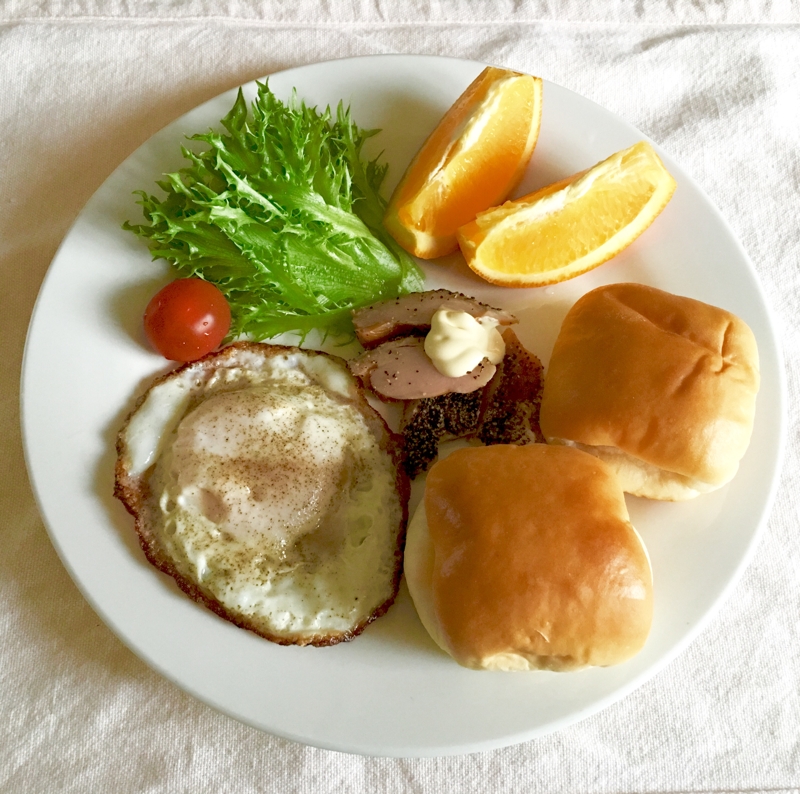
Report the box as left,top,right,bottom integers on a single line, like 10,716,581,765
404,444,653,671
539,283,760,500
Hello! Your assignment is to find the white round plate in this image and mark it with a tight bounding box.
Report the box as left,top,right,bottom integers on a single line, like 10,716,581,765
22,55,785,757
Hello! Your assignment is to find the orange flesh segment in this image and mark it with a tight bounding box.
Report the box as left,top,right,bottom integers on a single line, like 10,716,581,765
399,76,537,237
384,66,543,259
458,141,677,286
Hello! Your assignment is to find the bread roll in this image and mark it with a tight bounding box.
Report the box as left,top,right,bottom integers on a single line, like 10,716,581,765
539,283,759,500
404,444,653,671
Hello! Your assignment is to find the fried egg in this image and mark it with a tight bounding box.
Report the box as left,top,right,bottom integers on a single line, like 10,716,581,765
114,343,408,646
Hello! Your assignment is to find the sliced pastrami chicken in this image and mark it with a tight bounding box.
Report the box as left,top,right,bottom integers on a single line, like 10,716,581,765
348,336,496,401
352,289,517,349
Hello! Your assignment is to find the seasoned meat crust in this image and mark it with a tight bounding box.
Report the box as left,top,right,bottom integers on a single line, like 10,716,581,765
114,342,410,647
401,391,486,479
478,328,545,448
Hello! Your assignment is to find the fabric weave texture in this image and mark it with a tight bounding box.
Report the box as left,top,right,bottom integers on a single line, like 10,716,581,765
1,2,799,792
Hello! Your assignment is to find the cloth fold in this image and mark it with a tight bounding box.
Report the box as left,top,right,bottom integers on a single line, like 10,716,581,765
1,0,798,25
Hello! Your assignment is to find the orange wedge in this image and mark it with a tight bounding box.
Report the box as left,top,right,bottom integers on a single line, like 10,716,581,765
457,141,677,287
384,66,543,259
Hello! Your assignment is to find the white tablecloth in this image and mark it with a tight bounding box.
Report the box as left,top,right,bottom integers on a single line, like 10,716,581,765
2,1,799,791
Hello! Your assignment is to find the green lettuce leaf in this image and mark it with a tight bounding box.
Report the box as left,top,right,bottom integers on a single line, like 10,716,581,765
124,82,424,340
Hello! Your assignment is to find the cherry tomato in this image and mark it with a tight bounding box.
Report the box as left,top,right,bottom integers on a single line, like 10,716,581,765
143,278,231,362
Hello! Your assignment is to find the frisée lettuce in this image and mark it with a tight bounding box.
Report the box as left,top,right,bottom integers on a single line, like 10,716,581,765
124,82,424,340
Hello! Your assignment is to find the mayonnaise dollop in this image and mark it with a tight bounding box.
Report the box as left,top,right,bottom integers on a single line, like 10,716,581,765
424,309,506,378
